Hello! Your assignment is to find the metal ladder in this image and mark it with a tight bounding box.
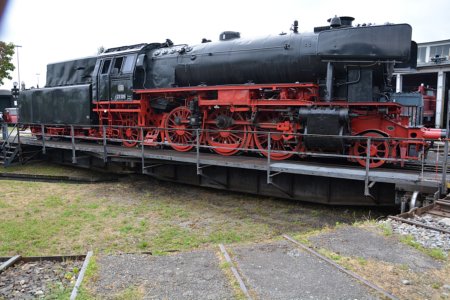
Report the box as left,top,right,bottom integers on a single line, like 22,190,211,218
0,123,21,166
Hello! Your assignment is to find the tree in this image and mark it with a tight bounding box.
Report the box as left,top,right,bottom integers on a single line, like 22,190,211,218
0,42,15,86
97,46,105,55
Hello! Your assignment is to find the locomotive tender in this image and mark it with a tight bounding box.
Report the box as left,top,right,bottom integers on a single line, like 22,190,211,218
19,16,445,168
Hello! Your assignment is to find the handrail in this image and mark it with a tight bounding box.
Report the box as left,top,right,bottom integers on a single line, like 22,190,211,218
6,122,450,194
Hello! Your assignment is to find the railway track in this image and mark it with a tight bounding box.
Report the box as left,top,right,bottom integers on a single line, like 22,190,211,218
0,253,92,299
0,172,118,183
389,199,450,235
282,235,399,300
219,238,399,300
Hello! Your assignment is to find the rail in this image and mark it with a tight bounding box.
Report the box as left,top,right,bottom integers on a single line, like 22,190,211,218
1,122,449,198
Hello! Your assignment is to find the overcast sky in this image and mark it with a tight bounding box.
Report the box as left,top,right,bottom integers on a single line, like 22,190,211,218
1,0,449,89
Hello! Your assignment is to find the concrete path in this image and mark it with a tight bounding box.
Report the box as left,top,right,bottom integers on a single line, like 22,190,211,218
231,241,376,300
308,226,442,272
94,240,382,299
95,251,234,300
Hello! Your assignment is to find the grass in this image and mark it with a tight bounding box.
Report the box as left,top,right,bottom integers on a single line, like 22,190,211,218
0,161,381,256
378,222,393,236
399,234,447,260
216,250,248,300
292,226,334,246
73,255,99,299
0,178,273,256
45,284,73,300
114,286,144,300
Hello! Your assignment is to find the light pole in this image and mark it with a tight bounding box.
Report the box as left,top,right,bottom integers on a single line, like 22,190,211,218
36,73,40,88
15,45,22,89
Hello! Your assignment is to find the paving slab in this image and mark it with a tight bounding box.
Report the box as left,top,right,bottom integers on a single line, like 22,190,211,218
232,241,377,300
308,226,442,272
95,250,234,300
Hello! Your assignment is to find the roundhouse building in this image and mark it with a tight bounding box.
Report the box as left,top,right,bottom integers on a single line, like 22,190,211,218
394,39,450,129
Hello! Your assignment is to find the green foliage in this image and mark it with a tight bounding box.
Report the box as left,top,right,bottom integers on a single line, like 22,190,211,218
318,248,342,261
220,261,232,269
208,230,242,244
400,234,447,260
138,241,148,249
379,222,393,236
400,234,421,248
0,42,15,85
357,257,367,266
45,283,72,300
44,195,64,208
84,256,98,281
114,286,144,300
427,248,447,260
431,282,442,289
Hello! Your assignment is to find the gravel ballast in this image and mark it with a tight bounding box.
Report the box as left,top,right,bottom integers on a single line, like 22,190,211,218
382,215,450,252
0,259,82,299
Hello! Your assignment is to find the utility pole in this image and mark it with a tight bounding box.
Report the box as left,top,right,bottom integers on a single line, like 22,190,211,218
15,45,22,89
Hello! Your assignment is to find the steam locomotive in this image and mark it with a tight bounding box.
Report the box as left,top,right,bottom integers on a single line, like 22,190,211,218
18,16,445,168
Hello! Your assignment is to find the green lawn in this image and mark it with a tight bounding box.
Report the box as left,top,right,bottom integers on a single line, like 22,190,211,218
0,167,380,256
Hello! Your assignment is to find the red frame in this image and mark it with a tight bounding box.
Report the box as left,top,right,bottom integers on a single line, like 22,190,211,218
29,83,445,168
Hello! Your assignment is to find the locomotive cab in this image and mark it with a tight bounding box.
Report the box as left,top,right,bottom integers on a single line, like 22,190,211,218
92,42,173,102
93,44,145,102
94,54,136,101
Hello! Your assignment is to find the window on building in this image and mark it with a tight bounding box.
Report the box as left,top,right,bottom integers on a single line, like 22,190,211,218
430,44,450,59
418,47,426,63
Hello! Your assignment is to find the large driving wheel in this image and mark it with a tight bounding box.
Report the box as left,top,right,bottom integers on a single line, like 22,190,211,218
205,110,249,156
253,113,299,160
352,132,389,168
164,106,195,152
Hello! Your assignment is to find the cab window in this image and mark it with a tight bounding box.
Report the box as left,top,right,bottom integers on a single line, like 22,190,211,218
122,55,136,73
112,57,124,74
101,59,111,74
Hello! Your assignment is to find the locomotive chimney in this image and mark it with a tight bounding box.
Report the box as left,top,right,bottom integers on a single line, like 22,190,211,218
329,15,341,28
340,16,355,27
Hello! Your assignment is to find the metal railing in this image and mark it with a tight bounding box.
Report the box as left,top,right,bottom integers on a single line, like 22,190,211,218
2,122,449,197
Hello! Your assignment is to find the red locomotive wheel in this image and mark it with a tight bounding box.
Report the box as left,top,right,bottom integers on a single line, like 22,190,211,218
120,119,140,148
352,132,390,168
165,106,195,152
205,111,249,156
253,113,299,160
254,130,300,160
